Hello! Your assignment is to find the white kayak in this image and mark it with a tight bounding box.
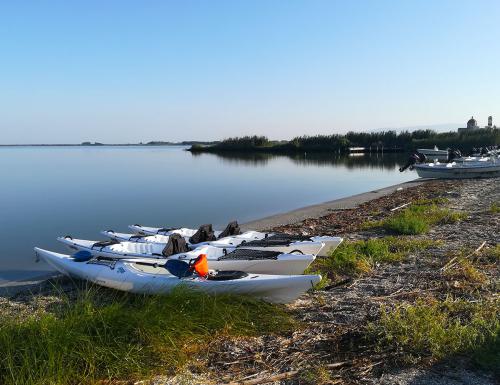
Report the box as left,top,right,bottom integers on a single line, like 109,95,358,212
34,248,321,304
57,237,317,275
102,229,264,246
127,224,342,257
101,230,333,256
128,224,217,237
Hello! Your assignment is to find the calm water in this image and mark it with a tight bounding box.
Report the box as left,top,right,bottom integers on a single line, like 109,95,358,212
0,146,416,283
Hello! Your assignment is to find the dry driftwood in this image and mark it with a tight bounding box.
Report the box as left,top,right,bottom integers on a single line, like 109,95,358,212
441,241,486,272
390,202,410,212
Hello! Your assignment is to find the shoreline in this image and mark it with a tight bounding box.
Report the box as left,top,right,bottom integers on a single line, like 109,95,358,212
1,179,422,296
242,179,423,230
0,272,59,297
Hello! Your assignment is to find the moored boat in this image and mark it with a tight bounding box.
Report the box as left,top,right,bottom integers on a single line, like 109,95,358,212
416,145,449,158
414,159,500,179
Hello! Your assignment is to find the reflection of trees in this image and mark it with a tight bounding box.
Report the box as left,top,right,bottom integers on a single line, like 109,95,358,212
289,153,407,170
191,151,275,166
191,151,408,170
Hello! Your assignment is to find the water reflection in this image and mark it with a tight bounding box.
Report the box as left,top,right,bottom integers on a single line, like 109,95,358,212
191,151,275,165
193,151,407,170
0,146,415,280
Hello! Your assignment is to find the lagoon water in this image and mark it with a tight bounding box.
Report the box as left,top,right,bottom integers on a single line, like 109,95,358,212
0,146,416,283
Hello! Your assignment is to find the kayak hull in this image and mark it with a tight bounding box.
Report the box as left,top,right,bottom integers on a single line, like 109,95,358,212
34,248,321,303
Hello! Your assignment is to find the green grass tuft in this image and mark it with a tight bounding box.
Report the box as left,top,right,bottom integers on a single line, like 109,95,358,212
297,364,331,385
0,287,294,385
367,202,467,235
490,202,500,214
308,237,438,280
369,298,500,372
482,244,500,261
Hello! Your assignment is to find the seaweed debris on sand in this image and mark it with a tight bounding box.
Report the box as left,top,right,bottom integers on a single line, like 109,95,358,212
208,178,499,385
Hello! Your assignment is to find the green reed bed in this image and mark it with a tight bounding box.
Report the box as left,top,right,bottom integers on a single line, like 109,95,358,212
0,287,294,385
366,199,467,235
369,298,500,373
308,237,438,284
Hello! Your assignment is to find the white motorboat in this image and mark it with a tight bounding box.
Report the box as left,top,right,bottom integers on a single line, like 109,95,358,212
417,146,449,158
414,158,500,179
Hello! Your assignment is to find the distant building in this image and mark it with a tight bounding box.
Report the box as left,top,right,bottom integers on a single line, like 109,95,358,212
458,115,494,133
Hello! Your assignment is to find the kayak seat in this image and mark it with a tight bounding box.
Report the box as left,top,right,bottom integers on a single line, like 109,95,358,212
207,270,248,281
218,249,281,261
162,233,190,257
92,240,120,250
217,220,241,239
165,259,194,278
189,224,217,244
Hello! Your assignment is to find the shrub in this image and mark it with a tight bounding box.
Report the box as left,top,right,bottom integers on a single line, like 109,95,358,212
309,237,438,279
369,202,467,235
369,298,499,372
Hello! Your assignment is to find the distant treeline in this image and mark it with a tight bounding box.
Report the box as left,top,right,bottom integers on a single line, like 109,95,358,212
80,141,220,146
189,129,500,154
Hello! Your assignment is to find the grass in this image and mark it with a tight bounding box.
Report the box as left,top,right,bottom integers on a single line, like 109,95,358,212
366,200,467,235
308,237,439,283
443,244,500,286
0,286,294,385
482,244,500,261
447,258,488,284
490,202,500,213
369,298,500,372
297,365,331,385
443,247,492,285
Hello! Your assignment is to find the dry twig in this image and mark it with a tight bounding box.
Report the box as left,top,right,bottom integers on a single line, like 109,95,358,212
441,241,486,272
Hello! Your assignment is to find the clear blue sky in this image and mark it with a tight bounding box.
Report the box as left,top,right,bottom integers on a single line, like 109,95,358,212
1,0,498,143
